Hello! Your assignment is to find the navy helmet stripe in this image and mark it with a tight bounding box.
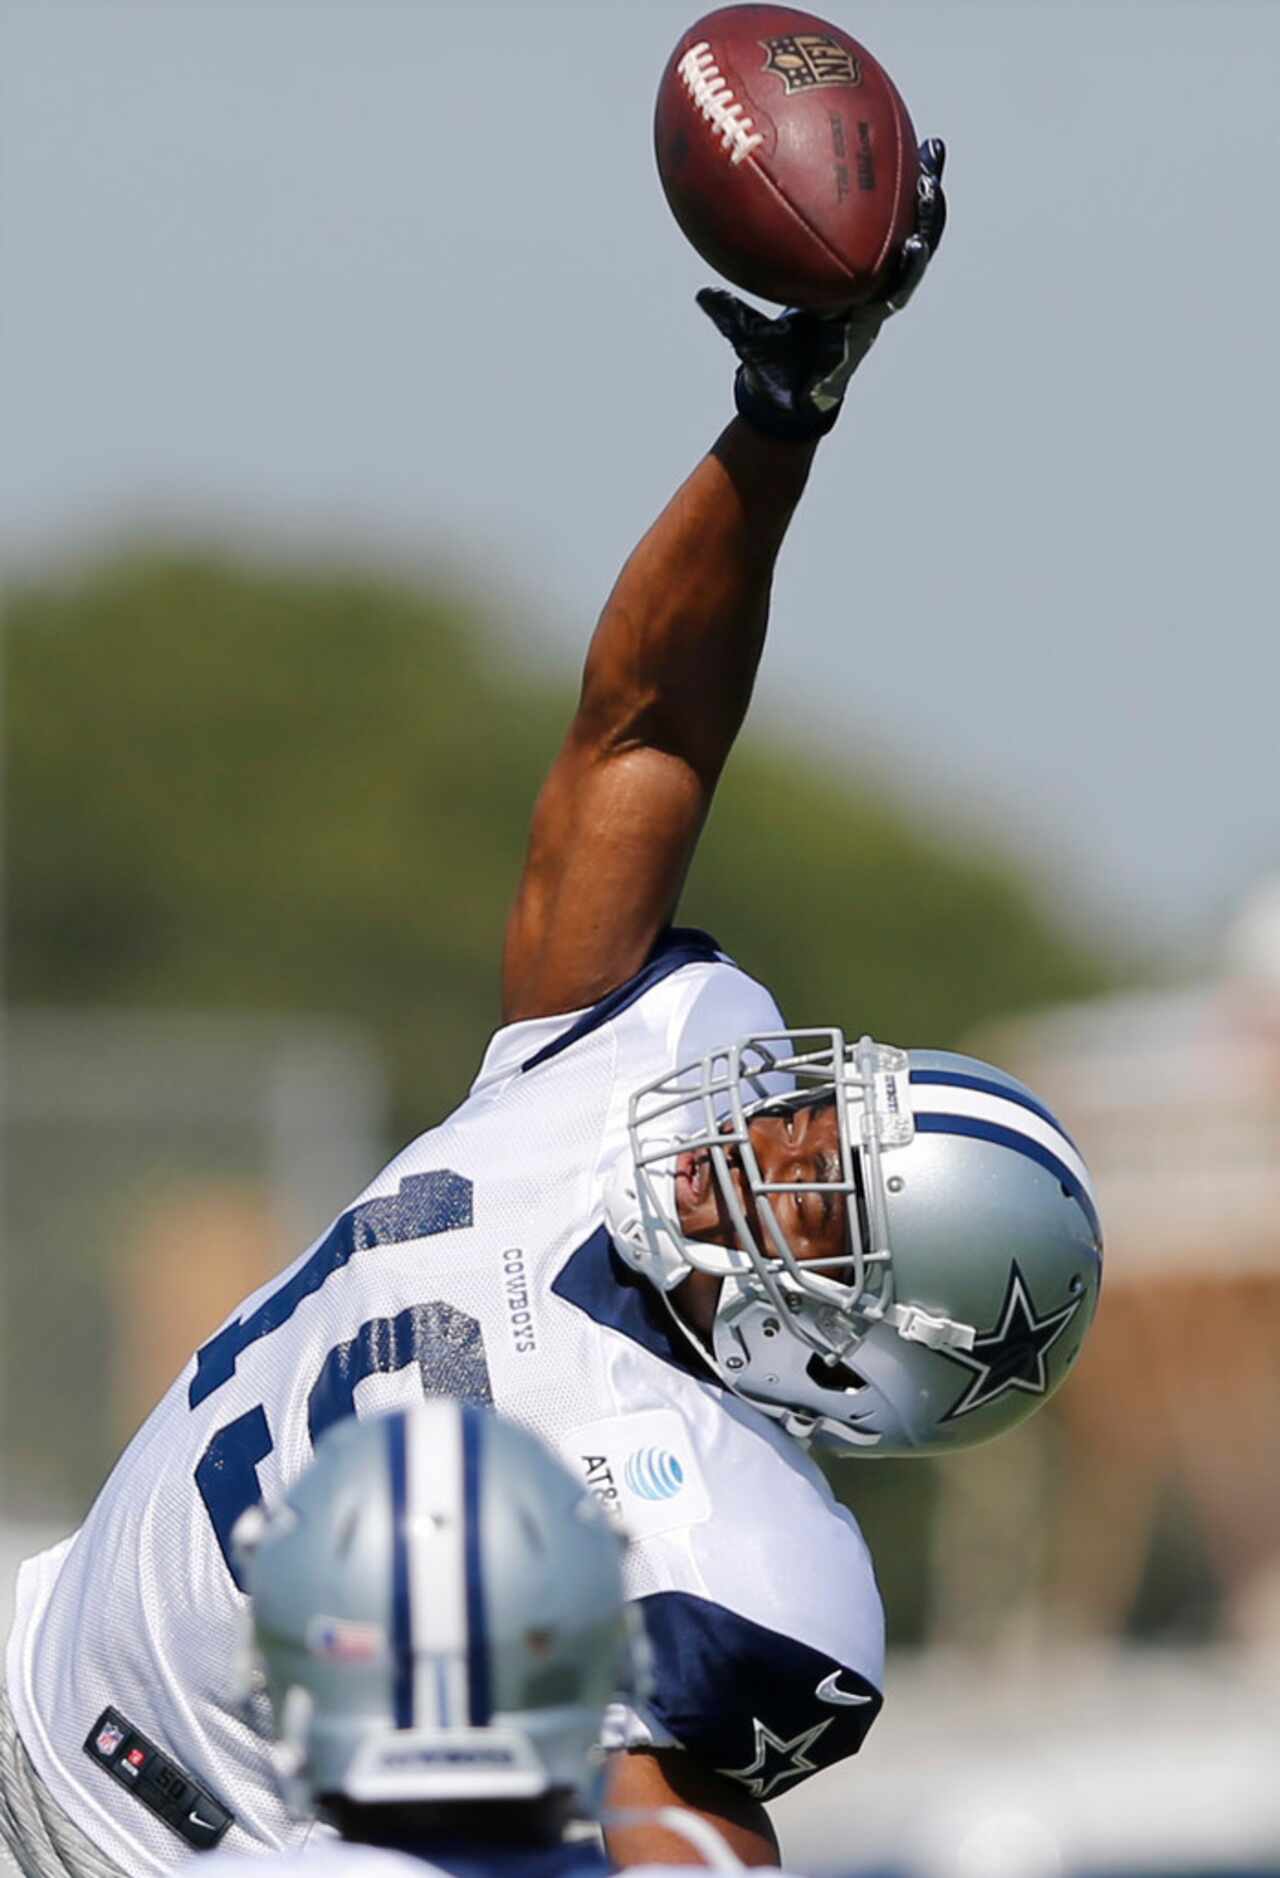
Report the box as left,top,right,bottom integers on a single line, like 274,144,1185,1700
909,1069,1082,1156
915,1112,1102,1246
386,1415,414,1728
460,1405,492,1726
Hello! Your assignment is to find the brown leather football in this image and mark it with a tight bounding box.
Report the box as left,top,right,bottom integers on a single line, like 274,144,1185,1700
655,5,919,309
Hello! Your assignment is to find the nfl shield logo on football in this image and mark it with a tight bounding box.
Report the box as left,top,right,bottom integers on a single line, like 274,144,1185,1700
94,1722,125,1759
760,34,862,94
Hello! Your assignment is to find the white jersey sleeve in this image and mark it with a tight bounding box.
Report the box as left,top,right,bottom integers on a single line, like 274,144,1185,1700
573,1378,884,1799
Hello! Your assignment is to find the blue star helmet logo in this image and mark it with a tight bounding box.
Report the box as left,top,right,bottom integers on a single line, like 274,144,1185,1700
940,1261,1083,1423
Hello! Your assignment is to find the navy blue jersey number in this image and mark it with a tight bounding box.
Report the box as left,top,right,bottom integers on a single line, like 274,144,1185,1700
192,1172,488,1587
189,1171,473,1407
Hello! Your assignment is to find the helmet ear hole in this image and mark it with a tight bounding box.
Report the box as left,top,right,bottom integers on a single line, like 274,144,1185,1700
805,1353,868,1395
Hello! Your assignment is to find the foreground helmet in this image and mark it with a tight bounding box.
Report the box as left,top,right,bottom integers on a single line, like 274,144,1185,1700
233,1402,632,1817
606,1032,1102,1458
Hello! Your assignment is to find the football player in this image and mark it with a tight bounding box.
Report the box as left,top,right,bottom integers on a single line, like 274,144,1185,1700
1,137,1102,1878
195,1399,774,1877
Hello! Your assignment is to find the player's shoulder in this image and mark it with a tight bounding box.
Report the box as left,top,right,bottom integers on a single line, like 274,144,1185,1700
550,1296,883,1683
608,1403,884,1799
620,1383,883,1661
702,1406,881,1632
471,929,783,1092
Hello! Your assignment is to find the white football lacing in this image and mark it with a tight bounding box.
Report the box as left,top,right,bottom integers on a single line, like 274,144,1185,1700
677,42,765,166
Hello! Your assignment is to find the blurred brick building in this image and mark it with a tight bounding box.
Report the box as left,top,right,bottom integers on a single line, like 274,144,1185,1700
936,884,1280,1651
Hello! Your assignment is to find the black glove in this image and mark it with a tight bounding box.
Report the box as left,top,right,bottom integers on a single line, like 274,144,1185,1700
698,137,947,442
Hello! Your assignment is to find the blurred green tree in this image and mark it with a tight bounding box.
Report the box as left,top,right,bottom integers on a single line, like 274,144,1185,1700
6,552,1108,1138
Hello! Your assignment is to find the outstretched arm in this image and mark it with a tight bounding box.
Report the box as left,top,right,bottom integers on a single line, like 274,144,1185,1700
502,139,947,1024
502,417,815,1023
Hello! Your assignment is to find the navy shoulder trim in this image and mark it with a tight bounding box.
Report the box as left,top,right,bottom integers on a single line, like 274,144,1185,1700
551,1227,715,1386
638,1590,882,1797
520,927,726,1073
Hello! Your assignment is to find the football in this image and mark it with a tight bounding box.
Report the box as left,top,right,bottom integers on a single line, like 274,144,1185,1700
655,5,919,309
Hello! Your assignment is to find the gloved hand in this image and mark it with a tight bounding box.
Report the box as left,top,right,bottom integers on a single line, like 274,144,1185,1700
698,137,947,442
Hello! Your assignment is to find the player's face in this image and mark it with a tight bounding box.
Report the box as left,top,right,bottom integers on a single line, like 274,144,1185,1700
674,1098,849,1270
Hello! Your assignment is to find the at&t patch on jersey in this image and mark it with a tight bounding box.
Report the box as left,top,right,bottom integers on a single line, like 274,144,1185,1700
84,1707,234,1853
560,1407,710,1540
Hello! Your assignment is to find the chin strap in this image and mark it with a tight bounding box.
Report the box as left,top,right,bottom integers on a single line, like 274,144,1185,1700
882,1302,975,1353
657,1285,734,1386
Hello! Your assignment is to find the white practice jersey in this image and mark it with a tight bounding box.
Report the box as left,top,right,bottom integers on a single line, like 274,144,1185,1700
7,932,884,1875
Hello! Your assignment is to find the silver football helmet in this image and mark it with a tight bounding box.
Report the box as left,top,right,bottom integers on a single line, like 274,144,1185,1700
606,1031,1102,1458
233,1401,633,1818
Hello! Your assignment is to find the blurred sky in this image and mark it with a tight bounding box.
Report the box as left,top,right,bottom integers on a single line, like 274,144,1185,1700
4,1,1278,958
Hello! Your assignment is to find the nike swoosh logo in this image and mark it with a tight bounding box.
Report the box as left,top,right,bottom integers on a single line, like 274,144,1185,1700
816,1671,873,1707
187,1810,218,1831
